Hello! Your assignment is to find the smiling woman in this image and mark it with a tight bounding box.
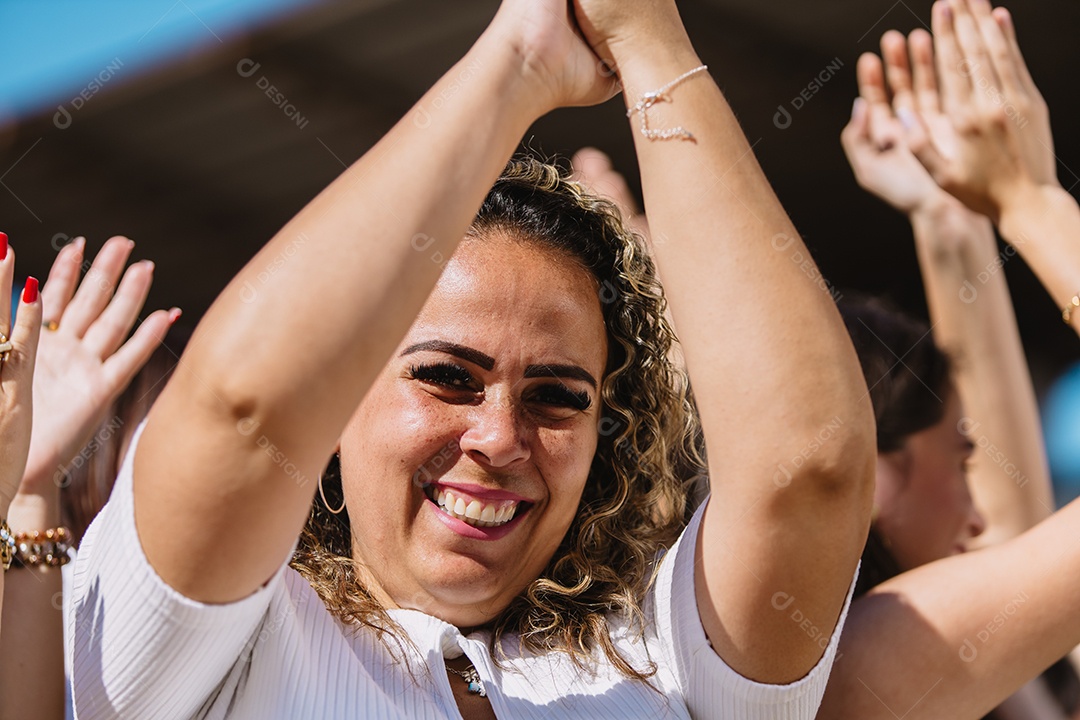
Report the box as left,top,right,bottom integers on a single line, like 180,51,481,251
68,0,876,717
294,159,701,682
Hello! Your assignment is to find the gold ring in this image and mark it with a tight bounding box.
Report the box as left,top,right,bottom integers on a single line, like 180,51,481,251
44,320,59,332
0,332,10,364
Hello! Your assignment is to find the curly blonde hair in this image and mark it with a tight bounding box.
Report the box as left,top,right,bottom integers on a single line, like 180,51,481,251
291,155,706,682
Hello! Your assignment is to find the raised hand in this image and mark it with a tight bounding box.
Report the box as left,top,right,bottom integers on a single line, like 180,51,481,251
19,236,177,492
487,0,619,113
843,32,955,215
903,0,1057,221
0,234,41,511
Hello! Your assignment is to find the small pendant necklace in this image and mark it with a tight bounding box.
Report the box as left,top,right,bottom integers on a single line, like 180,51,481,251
446,662,487,697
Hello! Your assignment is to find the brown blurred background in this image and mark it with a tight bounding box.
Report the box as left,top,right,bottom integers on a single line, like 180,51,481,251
1,0,1078,391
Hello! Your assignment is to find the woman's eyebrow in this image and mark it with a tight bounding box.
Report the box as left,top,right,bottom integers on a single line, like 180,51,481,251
524,364,598,390
400,340,495,370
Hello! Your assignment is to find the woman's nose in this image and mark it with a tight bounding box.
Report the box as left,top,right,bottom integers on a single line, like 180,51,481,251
457,394,531,468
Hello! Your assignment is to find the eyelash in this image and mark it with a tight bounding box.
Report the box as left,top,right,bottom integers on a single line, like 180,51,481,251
408,363,476,390
407,363,592,412
532,385,592,412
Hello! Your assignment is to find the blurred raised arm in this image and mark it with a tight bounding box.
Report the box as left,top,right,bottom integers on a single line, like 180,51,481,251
841,28,1051,547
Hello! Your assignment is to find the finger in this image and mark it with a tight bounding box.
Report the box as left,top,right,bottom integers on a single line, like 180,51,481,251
840,97,872,163
82,260,155,359
950,0,1000,112
842,97,871,144
41,236,86,326
993,7,1038,96
61,236,135,339
6,277,43,385
970,0,1022,96
0,234,11,337
881,30,916,114
101,308,178,399
856,52,889,105
909,29,941,115
933,0,974,115
857,53,899,150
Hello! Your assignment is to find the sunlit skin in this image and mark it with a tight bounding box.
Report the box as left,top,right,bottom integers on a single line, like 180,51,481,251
873,386,987,570
337,234,608,630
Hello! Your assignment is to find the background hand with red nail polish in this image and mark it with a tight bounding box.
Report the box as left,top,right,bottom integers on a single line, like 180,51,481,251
13,235,177,498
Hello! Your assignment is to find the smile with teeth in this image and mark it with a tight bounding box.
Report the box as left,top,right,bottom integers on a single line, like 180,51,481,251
426,486,521,528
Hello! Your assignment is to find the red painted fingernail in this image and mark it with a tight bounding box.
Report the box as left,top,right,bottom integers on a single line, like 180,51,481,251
0,232,7,261
168,307,182,324
22,276,39,304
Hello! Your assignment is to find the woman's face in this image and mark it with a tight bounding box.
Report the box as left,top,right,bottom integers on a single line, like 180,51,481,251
873,387,986,570
338,234,608,629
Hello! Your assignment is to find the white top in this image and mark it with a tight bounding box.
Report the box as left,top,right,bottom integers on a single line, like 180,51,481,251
68,423,857,719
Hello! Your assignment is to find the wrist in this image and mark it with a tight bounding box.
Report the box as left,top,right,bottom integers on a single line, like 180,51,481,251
606,33,701,105
909,193,989,240
7,488,62,533
997,182,1071,241
911,198,995,267
437,30,553,130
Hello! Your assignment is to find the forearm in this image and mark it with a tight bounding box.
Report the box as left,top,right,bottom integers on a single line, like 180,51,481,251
616,45,871,457
0,491,62,720
610,33,874,683
998,184,1080,336
0,486,65,719
911,199,1052,542
822,497,1080,719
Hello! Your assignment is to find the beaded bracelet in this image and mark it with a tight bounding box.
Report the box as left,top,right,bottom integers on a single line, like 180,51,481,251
1062,294,1080,326
13,527,73,568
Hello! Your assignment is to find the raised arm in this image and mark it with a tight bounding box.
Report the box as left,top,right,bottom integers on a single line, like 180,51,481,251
133,0,616,605
0,236,174,720
904,0,1080,336
820,496,1080,719
575,0,876,683
841,29,1051,547
0,236,44,637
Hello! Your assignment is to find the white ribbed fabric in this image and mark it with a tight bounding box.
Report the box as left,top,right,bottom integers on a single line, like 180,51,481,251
68,423,856,719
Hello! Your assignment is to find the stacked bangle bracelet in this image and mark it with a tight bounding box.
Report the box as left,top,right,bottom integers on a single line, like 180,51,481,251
0,519,14,571
13,527,73,568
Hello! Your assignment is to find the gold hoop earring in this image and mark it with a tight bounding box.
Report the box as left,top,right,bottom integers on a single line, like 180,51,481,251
318,457,346,515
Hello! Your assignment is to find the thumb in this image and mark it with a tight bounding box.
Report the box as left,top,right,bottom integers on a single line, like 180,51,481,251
6,277,42,386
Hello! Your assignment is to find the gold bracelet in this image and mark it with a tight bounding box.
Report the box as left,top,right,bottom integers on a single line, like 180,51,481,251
1062,294,1080,326
0,519,14,571
13,527,73,568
